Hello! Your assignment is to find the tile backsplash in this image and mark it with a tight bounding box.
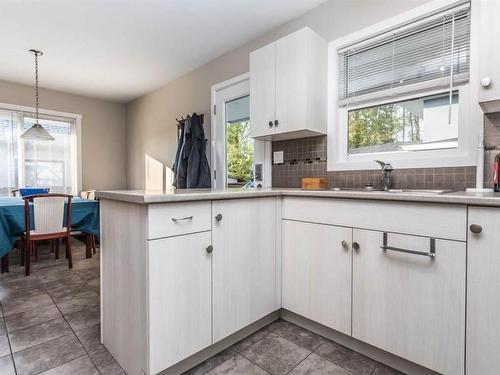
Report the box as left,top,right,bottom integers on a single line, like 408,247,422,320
272,113,500,190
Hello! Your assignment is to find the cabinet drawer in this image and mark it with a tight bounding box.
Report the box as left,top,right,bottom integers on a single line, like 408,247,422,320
148,201,211,239
282,197,466,241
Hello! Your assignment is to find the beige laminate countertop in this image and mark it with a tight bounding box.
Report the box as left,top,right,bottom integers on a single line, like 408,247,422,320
96,187,500,207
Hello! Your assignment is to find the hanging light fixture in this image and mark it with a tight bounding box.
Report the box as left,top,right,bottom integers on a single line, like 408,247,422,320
20,49,54,141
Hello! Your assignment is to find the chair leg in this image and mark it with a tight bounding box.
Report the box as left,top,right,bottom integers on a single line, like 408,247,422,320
92,235,96,255
25,241,31,276
66,236,73,269
1,254,9,273
33,242,38,262
55,239,60,260
85,234,92,259
20,239,25,267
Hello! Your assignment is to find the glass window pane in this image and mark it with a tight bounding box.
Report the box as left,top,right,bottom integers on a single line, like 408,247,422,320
0,111,19,196
348,91,458,155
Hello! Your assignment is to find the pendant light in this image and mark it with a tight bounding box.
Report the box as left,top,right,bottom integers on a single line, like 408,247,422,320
20,49,54,141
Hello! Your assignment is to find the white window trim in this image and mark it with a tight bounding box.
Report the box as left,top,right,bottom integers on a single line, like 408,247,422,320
327,0,482,171
0,102,82,195
211,73,272,188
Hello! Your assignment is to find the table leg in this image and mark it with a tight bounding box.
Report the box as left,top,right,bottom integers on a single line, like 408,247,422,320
1,254,9,273
86,234,92,259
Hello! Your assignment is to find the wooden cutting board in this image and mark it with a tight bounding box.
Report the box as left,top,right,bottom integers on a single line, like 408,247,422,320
301,177,328,190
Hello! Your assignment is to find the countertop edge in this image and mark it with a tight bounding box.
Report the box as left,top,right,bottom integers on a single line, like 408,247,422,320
97,189,500,207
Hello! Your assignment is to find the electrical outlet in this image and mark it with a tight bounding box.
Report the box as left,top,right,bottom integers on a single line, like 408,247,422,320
273,151,284,164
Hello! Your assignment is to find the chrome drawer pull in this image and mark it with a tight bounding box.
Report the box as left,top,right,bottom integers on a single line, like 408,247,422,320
380,232,436,258
171,216,193,222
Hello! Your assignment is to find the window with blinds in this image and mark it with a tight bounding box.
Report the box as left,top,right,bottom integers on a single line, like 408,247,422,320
338,3,471,105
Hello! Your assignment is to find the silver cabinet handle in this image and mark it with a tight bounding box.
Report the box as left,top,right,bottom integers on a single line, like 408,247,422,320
274,119,279,127
171,216,193,222
268,121,273,127
352,242,360,251
470,224,483,234
206,245,213,254
215,213,223,222
381,232,435,258
341,240,349,249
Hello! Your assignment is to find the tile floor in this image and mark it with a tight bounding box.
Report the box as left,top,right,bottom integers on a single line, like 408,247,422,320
0,239,122,375
182,319,403,375
0,240,403,375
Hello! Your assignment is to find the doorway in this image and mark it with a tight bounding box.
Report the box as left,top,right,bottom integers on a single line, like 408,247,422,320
211,74,271,189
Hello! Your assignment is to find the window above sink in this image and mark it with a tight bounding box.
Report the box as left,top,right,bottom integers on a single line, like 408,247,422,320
327,0,482,172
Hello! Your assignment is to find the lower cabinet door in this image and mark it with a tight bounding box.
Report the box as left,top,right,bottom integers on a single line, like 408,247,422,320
282,220,352,335
148,231,212,374
212,198,278,342
352,229,466,375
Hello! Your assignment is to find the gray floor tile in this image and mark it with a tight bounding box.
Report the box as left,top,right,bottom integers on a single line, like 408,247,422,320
266,319,289,332
241,333,310,375
89,347,125,375
0,284,47,302
54,290,99,315
232,325,274,353
288,353,352,375
43,274,86,299
5,303,61,333
2,292,54,316
64,305,100,331
0,334,10,357
0,318,6,336
315,342,377,375
39,355,99,375
9,317,72,353
13,333,86,375
75,324,102,354
372,364,404,375
206,354,268,375
273,321,328,351
183,347,237,375
0,355,15,375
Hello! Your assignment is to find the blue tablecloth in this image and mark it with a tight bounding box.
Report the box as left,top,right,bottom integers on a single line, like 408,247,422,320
0,197,100,257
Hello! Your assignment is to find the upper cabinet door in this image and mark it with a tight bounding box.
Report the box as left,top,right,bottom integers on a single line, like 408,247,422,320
212,197,278,342
352,229,466,375
467,207,500,375
282,220,352,335
250,42,276,138
250,27,327,141
478,0,500,112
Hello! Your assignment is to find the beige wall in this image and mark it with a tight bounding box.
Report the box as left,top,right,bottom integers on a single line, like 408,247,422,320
0,79,127,191
126,0,430,189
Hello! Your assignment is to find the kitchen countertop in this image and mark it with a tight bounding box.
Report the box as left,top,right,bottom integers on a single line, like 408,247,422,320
97,187,500,207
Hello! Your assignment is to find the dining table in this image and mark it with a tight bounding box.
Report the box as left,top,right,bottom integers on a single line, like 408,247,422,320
0,196,100,266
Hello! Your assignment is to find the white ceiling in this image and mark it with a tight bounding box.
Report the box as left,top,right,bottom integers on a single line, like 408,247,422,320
0,0,325,102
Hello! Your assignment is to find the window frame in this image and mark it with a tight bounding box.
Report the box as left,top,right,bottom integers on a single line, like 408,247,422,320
0,102,82,195
327,0,481,172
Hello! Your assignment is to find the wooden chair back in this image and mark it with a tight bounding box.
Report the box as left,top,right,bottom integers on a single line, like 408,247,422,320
11,189,19,197
24,194,72,239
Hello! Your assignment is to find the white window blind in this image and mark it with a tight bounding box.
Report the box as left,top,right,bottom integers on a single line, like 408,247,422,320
338,2,471,106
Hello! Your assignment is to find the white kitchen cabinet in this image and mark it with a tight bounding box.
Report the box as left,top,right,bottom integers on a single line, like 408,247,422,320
148,231,212,374
478,0,500,113
352,229,466,375
250,27,327,140
212,197,278,342
282,220,352,335
467,206,500,375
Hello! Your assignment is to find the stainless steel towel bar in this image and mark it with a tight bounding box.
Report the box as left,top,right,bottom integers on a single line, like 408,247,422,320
381,232,436,258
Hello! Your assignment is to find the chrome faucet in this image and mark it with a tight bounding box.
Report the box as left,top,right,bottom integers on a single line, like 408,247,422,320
375,160,393,191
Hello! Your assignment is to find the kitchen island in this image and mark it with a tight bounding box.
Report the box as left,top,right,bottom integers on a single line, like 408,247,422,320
98,188,500,375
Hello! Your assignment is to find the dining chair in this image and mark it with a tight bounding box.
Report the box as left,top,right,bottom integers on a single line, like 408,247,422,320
79,190,98,256
23,194,73,276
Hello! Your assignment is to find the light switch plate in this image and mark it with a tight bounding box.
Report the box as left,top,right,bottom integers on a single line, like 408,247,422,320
273,151,284,164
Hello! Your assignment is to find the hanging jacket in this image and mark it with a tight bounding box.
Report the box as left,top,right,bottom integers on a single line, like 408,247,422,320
172,122,185,188
186,113,211,188
175,116,192,189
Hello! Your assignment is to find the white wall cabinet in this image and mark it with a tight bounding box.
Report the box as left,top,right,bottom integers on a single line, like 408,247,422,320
478,0,500,113
282,220,352,335
467,206,500,375
149,231,212,374
352,229,466,375
250,27,327,140
212,197,279,342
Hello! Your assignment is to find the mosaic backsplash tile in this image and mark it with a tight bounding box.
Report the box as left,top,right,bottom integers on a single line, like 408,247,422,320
271,114,500,191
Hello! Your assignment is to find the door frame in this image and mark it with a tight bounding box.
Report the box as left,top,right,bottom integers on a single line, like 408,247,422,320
211,73,272,189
